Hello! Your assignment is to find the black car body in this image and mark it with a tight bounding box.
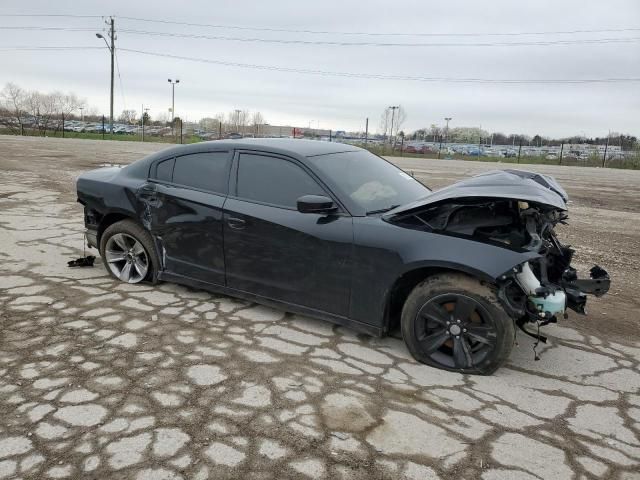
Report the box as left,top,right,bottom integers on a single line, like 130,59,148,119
77,139,609,374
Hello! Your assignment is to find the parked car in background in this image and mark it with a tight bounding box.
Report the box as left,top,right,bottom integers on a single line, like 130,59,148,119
403,145,419,154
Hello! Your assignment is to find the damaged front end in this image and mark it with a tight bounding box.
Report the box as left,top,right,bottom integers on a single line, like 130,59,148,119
493,200,610,342
494,203,610,343
385,169,610,342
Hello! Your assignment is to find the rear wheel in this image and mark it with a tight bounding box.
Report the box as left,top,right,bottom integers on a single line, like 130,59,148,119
401,273,514,375
100,219,159,284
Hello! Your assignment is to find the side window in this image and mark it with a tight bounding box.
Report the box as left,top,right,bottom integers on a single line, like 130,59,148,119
155,157,174,182
236,154,325,208
172,152,230,194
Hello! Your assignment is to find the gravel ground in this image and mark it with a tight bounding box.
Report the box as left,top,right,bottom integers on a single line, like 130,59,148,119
0,136,639,480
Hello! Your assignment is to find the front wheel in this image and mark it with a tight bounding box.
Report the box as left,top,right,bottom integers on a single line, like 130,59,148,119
100,219,159,284
401,273,514,375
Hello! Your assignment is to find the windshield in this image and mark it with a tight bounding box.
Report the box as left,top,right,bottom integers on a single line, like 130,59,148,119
308,150,430,213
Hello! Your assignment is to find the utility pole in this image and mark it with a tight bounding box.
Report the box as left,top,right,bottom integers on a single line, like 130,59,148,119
79,107,84,122
602,134,610,168
518,138,523,163
388,106,399,147
383,108,390,145
109,17,114,134
95,17,115,134
364,117,369,144
168,79,180,136
141,105,149,142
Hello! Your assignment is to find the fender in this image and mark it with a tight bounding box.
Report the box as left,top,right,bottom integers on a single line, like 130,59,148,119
350,216,539,327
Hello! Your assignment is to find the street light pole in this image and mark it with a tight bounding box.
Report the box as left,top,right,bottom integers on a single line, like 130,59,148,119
168,79,180,136
388,106,399,148
95,17,115,134
444,117,452,147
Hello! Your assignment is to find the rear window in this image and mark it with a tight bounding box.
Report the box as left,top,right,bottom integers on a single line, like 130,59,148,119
155,158,174,182
171,152,230,194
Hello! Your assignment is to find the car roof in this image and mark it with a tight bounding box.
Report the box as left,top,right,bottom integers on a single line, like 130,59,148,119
213,138,361,157
145,138,361,161
125,138,364,181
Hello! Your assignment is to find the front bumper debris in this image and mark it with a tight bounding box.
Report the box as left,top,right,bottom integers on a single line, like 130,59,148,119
561,265,610,314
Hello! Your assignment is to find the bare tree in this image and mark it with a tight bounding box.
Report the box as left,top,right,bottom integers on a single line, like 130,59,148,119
228,110,240,133
239,110,249,135
429,124,441,142
0,83,27,134
199,117,218,131
379,108,390,140
155,111,169,126
52,91,86,133
23,90,58,135
392,106,407,146
212,113,225,134
118,109,138,124
251,111,265,136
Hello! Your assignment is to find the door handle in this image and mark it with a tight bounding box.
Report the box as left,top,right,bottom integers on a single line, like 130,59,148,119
227,217,246,230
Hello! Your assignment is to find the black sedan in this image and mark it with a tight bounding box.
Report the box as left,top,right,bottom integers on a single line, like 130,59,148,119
77,139,608,374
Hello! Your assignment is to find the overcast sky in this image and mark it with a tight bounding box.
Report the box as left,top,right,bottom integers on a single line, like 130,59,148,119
1,0,639,137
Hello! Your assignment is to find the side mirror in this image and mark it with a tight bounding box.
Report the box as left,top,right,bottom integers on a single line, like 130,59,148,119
297,195,337,214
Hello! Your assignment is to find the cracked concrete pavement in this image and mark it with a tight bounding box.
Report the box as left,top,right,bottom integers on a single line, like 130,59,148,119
0,136,639,479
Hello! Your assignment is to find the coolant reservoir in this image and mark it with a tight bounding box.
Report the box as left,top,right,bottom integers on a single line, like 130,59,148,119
530,291,566,316
516,262,567,316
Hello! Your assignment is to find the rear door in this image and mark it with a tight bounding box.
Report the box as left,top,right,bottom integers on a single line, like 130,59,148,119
144,150,231,285
223,151,353,316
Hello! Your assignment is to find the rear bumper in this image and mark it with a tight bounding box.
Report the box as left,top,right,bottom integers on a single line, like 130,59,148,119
85,228,98,249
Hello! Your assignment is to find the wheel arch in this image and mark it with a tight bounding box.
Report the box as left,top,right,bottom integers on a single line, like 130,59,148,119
97,211,138,246
382,262,496,336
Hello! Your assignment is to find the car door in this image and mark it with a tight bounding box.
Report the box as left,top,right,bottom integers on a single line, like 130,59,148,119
142,150,232,285
223,151,353,316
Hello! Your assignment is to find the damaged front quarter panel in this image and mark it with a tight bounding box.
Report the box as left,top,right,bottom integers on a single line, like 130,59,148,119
384,168,610,339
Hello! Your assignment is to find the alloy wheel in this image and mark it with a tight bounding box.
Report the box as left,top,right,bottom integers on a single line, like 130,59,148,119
104,233,149,284
414,293,498,369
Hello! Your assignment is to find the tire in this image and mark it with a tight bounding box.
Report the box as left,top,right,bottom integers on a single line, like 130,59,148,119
401,273,514,375
99,219,160,284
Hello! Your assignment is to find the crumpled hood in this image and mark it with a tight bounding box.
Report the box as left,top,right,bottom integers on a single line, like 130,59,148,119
384,169,568,217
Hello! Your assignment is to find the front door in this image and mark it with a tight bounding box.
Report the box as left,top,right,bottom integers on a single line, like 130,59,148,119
223,152,353,316
142,150,232,285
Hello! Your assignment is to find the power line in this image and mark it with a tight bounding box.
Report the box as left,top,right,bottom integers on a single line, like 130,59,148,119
118,47,640,84
116,28,640,47
0,26,98,32
0,46,103,50
118,16,640,38
5,25,637,46
114,47,127,112
0,14,104,18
